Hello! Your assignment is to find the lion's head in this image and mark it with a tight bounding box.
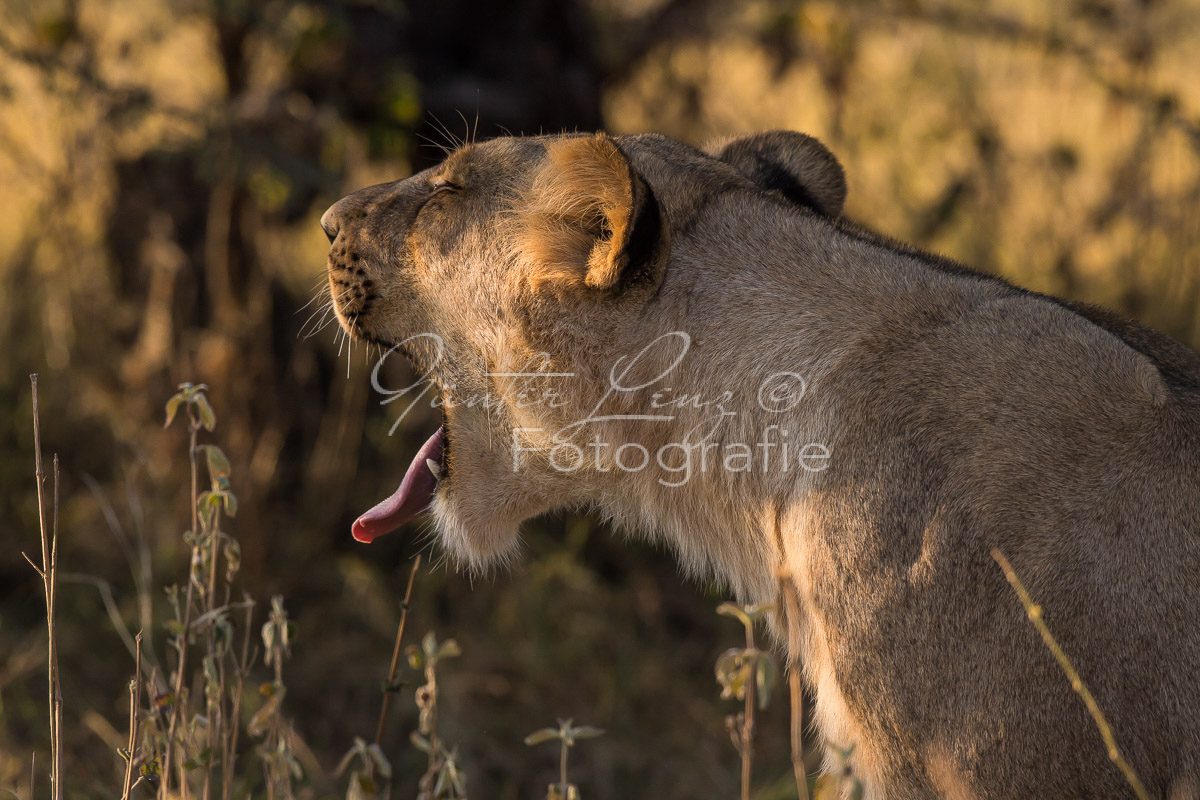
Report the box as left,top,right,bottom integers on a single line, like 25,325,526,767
321,131,845,577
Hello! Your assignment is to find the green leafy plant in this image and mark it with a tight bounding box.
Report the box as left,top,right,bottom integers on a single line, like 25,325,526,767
407,632,466,799
524,718,604,800
336,737,392,800
152,381,268,799
251,595,301,797
715,602,778,800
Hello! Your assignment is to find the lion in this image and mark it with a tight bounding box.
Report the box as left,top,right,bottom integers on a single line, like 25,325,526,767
322,130,1200,799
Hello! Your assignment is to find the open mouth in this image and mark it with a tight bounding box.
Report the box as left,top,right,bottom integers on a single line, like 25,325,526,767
337,309,451,543
352,424,446,543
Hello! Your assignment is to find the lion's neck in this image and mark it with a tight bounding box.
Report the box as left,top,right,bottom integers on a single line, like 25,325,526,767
584,211,1007,600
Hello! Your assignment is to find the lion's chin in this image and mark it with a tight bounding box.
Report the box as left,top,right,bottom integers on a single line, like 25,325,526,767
430,491,524,571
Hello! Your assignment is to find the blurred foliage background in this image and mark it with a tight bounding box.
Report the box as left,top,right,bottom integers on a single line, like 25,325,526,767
1,0,1198,797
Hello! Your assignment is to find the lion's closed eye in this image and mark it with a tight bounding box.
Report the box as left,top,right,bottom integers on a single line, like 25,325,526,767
416,177,462,225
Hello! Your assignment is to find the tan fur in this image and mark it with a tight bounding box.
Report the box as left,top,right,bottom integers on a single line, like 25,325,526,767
322,130,1200,799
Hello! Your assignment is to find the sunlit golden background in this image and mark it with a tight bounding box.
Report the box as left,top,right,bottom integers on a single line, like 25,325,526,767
2,0,1198,797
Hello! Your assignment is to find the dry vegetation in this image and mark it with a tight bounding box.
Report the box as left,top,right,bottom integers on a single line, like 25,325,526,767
2,0,1199,798
17,374,815,799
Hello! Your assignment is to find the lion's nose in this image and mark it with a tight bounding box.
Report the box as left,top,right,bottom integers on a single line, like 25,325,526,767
320,203,340,244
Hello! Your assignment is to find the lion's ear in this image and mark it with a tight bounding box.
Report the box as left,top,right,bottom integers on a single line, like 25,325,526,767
713,131,846,217
518,134,661,292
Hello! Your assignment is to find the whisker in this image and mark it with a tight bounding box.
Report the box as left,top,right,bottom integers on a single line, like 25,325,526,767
296,292,326,314
415,131,453,157
298,312,328,340
298,299,333,336
456,109,472,146
298,287,351,339
427,112,463,152
295,277,332,314
303,311,342,340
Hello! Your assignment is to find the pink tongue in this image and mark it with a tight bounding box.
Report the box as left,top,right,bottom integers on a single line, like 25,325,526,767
352,427,445,543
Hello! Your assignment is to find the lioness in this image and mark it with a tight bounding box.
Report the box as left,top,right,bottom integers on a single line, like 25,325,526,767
322,130,1200,799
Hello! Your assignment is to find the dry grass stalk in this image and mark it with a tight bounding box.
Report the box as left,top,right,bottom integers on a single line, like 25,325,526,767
122,632,144,800
23,374,63,800
777,571,812,800
51,454,62,798
991,548,1151,800
375,554,422,747
223,597,255,800
740,621,756,800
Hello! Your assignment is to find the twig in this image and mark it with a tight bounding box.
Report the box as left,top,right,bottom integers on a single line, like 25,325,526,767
163,407,203,798
51,454,62,800
990,549,1151,800
203,473,225,800
559,737,569,797
206,527,221,605
777,572,811,800
29,375,63,800
741,621,755,800
374,555,422,747
201,527,235,800
122,632,144,800
21,552,44,578
223,597,255,800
